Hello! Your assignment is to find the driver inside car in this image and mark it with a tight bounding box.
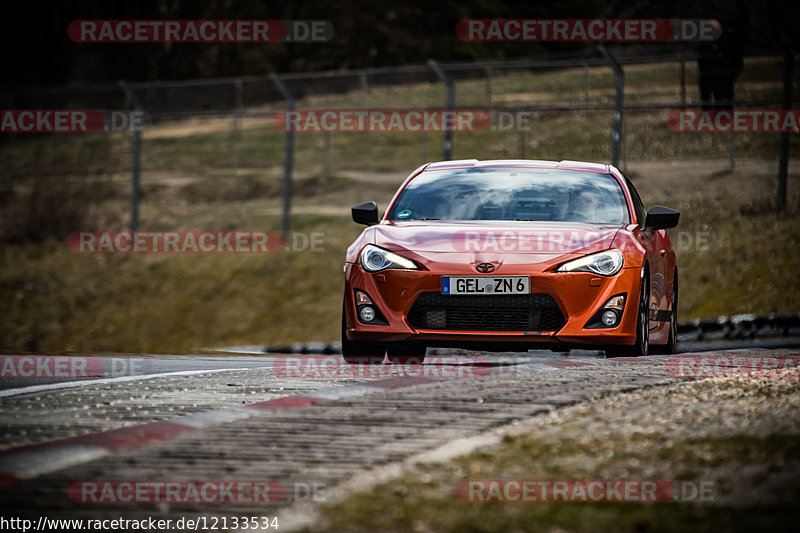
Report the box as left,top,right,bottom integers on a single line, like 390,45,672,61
567,188,601,221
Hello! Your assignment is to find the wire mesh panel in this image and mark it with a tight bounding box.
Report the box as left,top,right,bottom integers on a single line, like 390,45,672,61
1,50,794,241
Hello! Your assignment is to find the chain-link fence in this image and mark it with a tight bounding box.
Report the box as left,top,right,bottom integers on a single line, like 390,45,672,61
1,50,795,240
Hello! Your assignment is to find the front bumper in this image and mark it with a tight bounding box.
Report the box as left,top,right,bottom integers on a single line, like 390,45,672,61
344,261,642,348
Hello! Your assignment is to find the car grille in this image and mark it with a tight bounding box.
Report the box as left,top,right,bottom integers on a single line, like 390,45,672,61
407,293,565,332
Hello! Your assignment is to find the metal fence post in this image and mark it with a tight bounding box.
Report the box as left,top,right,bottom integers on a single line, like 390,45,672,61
359,72,368,108
271,74,295,239
118,80,142,233
230,79,243,172
599,47,624,168
324,131,332,176
679,60,686,109
777,51,793,211
484,67,492,109
428,59,454,161
582,63,589,119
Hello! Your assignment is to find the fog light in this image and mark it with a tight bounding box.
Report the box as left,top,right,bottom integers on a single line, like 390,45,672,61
601,310,618,326
359,306,376,322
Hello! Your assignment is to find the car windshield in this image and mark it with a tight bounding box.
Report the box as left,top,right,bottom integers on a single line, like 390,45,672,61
387,167,630,224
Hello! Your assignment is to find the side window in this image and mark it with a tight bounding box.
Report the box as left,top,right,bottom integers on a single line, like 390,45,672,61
625,178,646,228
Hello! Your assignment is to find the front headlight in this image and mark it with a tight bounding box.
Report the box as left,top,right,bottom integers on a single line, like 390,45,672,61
556,249,624,276
360,244,419,272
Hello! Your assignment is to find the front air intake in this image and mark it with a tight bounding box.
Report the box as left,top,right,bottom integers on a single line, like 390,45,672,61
407,293,565,332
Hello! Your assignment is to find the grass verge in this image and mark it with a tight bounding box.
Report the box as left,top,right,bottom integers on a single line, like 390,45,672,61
300,379,800,533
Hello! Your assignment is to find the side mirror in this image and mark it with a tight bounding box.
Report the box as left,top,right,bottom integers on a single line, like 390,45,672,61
644,206,680,230
352,201,379,226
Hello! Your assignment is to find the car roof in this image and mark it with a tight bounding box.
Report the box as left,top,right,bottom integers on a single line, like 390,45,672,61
424,159,611,174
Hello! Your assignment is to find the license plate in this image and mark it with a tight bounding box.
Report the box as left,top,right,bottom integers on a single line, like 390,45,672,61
441,276,530,295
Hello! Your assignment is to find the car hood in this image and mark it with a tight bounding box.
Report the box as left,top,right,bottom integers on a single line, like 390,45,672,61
372,221,621,263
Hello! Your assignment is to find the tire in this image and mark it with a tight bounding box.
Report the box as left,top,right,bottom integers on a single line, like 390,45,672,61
652,272,678,355
386,343,427,365
606,273,649,358
341,302,385,365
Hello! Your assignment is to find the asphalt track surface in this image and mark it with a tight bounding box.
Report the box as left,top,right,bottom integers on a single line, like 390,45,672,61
3,336,798,393
1,340,798,530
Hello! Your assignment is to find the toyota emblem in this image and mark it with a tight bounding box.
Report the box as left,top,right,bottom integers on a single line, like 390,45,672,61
475,262,495,273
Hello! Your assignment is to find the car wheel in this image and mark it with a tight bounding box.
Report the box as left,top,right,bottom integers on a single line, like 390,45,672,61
341,302,385,365
386,343,427,365
652,273,678,355
606,273,649,358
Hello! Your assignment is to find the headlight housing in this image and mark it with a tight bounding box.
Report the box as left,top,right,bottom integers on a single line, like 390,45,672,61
556,249,624,276
360,245,419,272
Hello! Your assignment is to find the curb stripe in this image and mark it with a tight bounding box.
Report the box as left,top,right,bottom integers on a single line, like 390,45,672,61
0,374,441,487
177,407,256,429
0,473,20,489
246,397,325,410
74,421,194,452
1,421,193,455
363,376,439,389
0,445,110,480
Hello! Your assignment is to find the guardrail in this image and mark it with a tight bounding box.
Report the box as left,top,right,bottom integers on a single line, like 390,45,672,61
256,313,800,355
677,313,800,341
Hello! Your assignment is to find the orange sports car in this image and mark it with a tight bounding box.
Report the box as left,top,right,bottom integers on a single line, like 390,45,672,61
342,159,679,364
